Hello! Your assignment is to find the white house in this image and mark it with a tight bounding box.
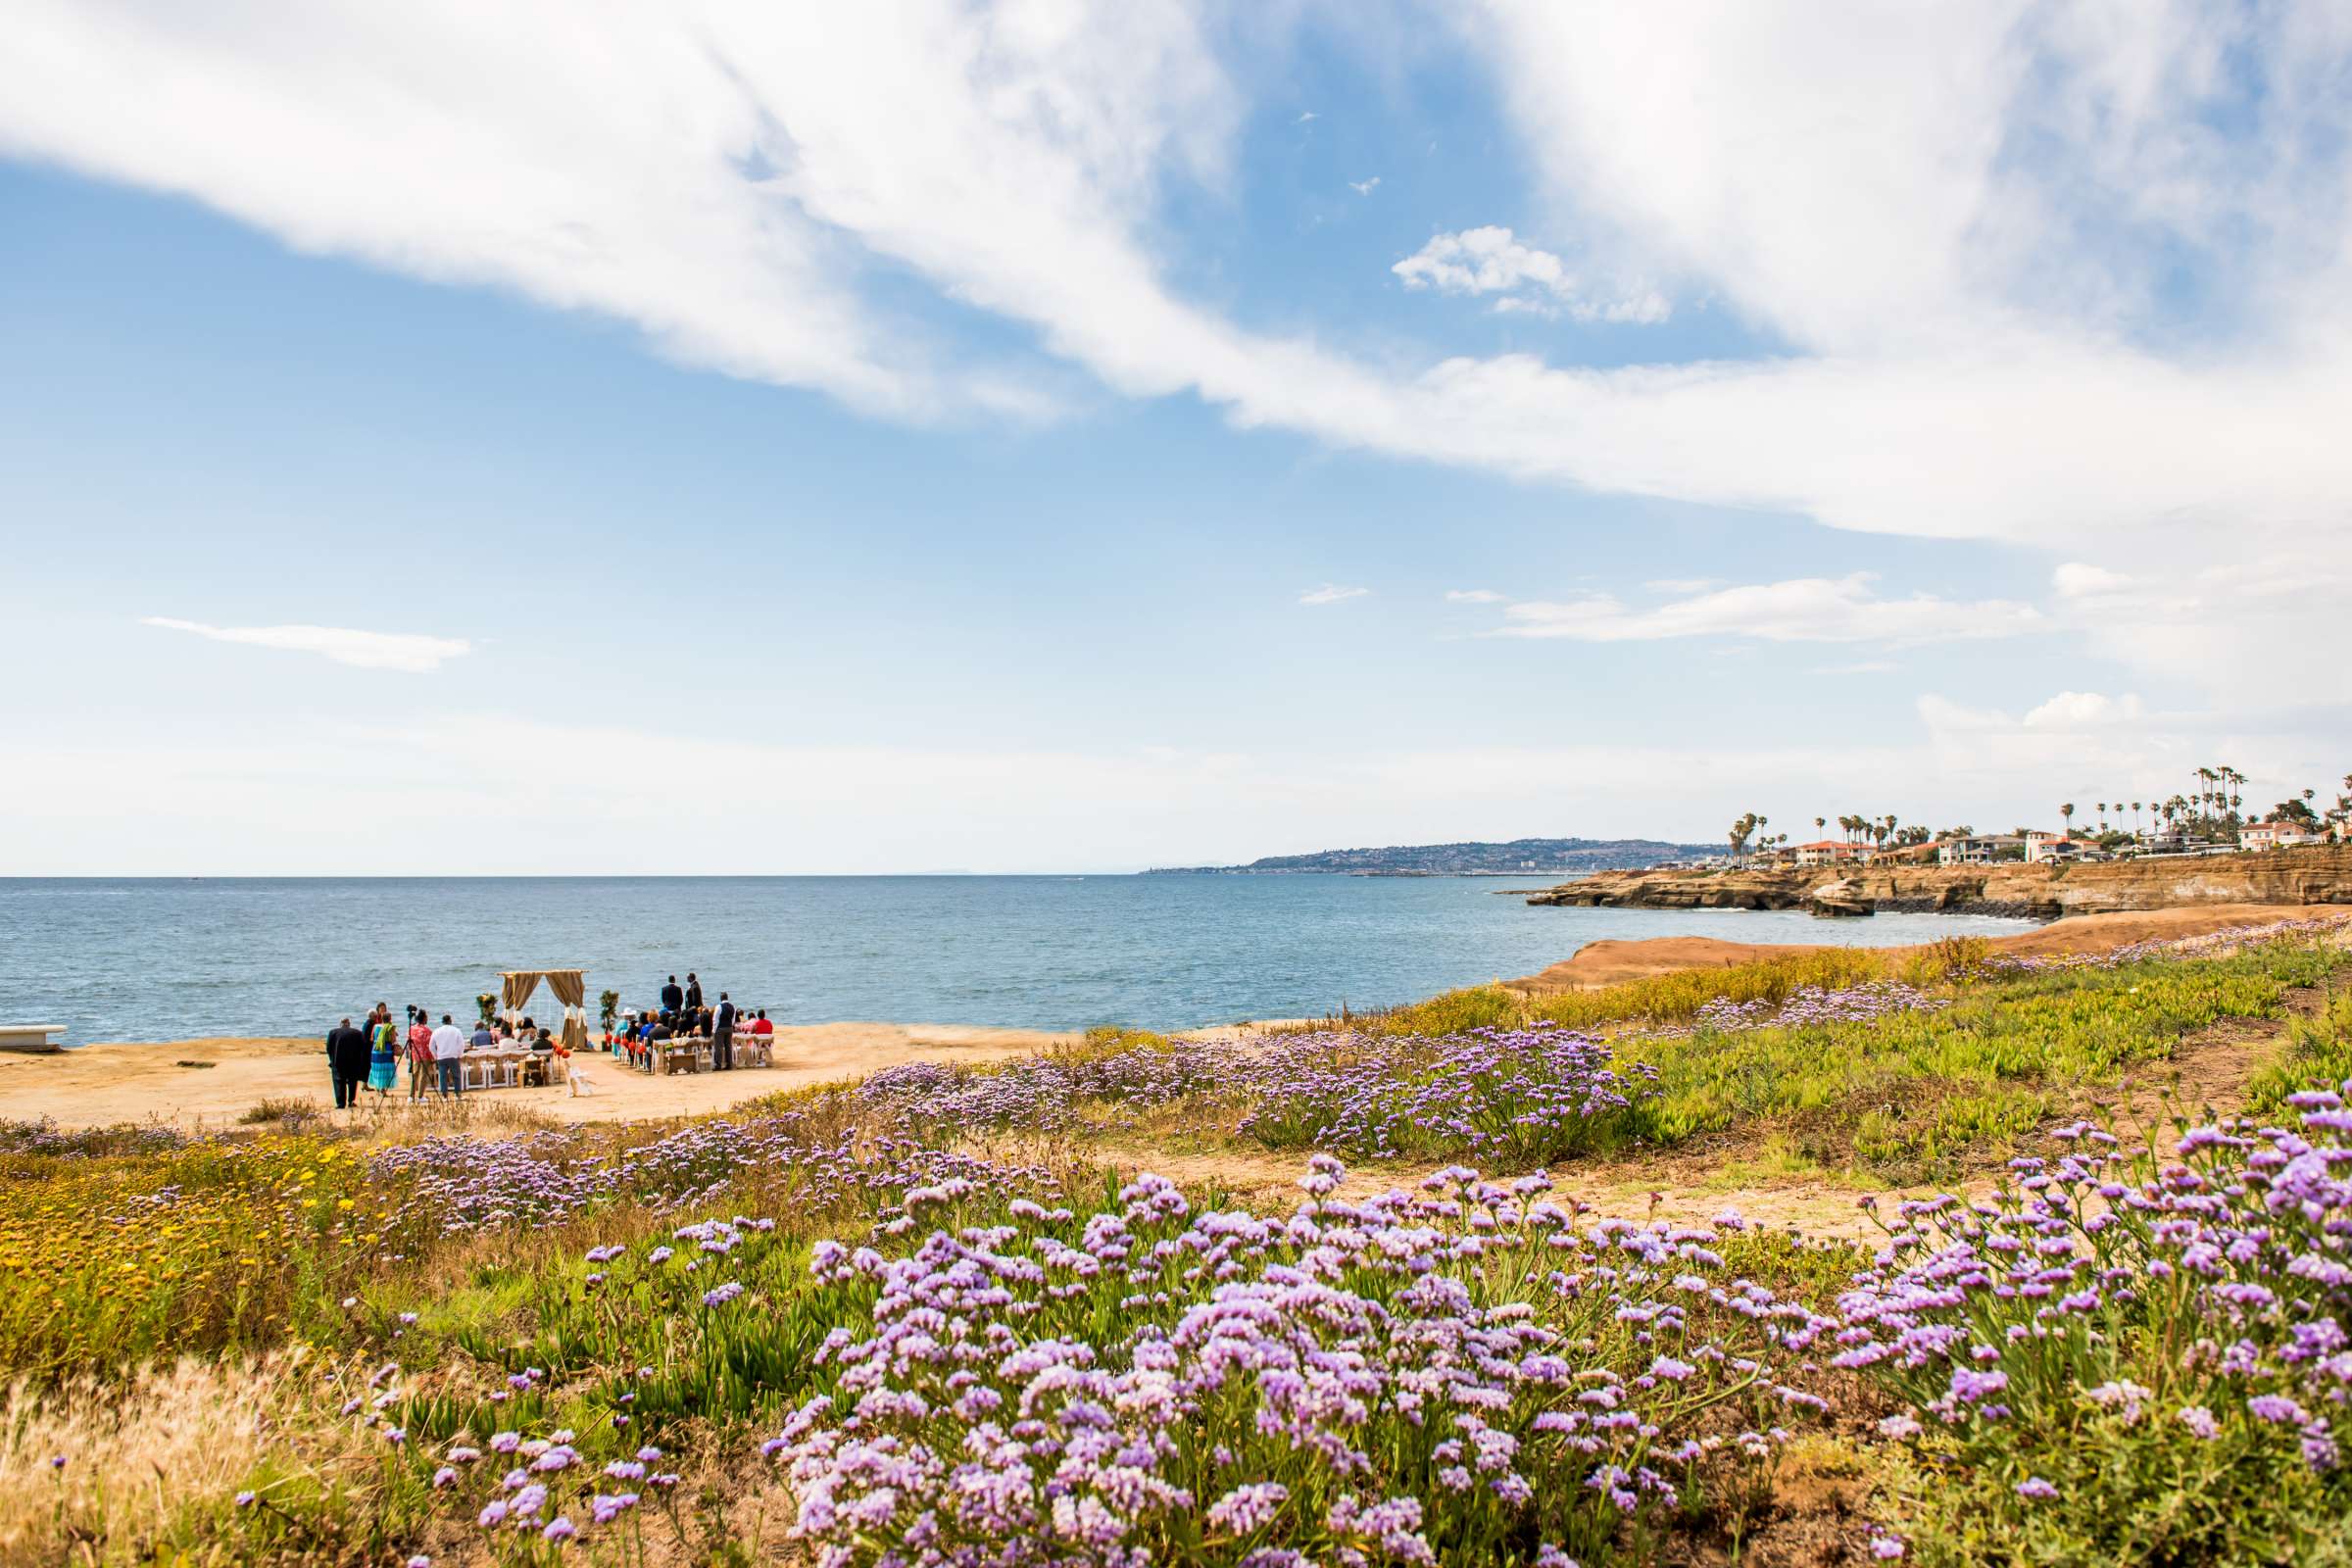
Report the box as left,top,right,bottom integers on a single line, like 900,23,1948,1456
2241,820,2324,851
2024,831,2094,863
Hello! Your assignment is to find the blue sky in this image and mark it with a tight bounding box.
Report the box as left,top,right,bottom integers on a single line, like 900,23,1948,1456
2,3,2345,873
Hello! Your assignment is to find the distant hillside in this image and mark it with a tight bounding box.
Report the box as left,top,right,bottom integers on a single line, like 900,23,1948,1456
1145,837,1716,876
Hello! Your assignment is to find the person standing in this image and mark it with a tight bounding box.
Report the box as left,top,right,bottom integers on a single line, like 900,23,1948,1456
429,1012,467,1099
326,1016,369,1109
661,974,684,1015
407,1007,435,1102
710,992,736,1071
367,1005,400,1102
684,972,704,1014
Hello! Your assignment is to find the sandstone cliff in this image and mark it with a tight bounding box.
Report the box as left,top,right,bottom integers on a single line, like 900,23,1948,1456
1525,844,2352,920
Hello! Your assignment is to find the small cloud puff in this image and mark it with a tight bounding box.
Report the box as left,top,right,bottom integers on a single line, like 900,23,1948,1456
1395,226,1668,323
1298,584,1371,606
1348,176,1380,195
142,616,471,672
1445,589,1505,603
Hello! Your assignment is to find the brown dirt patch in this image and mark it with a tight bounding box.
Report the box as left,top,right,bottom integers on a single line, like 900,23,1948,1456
1510,904,2352,992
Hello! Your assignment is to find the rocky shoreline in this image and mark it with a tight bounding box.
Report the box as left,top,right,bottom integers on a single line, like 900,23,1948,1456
1526,844,2352,921
1870,895,2054,920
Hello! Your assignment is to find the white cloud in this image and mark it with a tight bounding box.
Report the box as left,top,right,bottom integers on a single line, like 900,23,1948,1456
1485,573,2042,644
1298,583,1370,606
1394,225,1669,322
2024,691,2146,729
1348,175,1381,195
141,617,470,672
4,3,2351,695
2046,556,2352,702
1445,588,1505,603
2052,563,2133,598
1296,110,1317,123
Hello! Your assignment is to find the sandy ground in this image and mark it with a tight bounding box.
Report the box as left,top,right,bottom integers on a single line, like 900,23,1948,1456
1505,902,2352,991
0,1022,1070,1132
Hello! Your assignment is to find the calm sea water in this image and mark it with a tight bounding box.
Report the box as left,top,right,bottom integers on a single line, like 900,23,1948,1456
0,876,2038,1045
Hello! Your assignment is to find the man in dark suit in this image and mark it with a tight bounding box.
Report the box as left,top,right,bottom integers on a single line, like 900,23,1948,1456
710,992,736,1071
660,974,683,1014
684,972,704,1013
325,1016,369,1109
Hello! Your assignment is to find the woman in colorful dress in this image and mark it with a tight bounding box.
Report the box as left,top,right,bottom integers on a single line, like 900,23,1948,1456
366,1004,400,1102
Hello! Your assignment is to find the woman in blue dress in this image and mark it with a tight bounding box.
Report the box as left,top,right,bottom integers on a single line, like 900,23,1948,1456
366,1004,400,1102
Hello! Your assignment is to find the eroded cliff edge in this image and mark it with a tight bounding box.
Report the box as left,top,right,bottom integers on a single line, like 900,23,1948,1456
1525,845,2352,920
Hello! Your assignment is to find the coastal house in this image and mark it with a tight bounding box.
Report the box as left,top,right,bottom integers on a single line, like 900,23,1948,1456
1792,839,1875,868
1938,834,2028,866
2024,831,2096,863
2241,819,2324,851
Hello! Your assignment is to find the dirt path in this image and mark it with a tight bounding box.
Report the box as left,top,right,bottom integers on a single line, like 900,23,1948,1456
1508,904,2352,992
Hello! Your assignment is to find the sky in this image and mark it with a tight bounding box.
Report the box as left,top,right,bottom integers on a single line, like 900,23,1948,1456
1,1,2347,874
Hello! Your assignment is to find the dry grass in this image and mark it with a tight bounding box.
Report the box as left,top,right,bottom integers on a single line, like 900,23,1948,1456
0,1351,372,1565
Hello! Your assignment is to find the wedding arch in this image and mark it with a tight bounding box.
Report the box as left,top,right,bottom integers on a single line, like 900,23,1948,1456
498,968,590,1054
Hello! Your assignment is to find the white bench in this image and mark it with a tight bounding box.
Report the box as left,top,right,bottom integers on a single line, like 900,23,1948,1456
0,1023,65,1054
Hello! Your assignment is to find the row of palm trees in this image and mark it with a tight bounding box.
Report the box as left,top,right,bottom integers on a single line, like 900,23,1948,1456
1727,809,1929,858
1728,767,2349,863
2060,764,2352,847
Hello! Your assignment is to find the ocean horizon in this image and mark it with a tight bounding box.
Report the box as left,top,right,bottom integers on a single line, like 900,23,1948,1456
0,874,2038,1046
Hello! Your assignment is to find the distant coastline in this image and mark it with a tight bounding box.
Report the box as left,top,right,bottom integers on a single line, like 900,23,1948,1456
1147,837,1714,877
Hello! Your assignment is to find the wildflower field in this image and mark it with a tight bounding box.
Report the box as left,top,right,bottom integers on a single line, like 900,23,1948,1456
4,919,2349,1566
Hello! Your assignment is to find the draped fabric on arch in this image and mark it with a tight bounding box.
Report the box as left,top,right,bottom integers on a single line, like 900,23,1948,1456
499,968,590,1052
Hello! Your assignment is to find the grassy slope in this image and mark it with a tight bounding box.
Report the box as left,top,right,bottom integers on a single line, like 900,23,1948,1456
3,932,2348,1565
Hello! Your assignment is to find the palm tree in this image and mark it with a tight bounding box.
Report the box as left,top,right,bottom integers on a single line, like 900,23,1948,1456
1815,815,1826,841
2061,803,2076,838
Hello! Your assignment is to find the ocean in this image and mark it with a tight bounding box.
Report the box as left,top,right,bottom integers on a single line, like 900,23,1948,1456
0,876,2039,1045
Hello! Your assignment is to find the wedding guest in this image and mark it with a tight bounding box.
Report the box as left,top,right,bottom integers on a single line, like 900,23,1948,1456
660,974,683,1014
429,1012,467,1098
406,1007,435,1102
470,1016,496,1053
367,1005,400,1102
684,972,704,1013
711,992,736,1071
326,1016,369,1109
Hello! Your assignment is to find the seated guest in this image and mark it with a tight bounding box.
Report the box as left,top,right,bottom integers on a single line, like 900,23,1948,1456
751,1008,774,1036
470,1017,496,1053
530,1026,555,1052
